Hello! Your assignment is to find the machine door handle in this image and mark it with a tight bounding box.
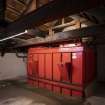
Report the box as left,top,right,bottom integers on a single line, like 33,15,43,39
58,62,71,82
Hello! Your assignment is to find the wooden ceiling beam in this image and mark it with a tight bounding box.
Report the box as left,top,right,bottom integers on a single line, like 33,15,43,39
14,24,105,48
21,0,37,16
2,0,105,39
0,0,6,20
36,0,49,8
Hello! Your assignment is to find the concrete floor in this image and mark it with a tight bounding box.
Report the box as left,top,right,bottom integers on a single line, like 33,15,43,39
0,81,105,105
0,82,83,105
84,82,105,105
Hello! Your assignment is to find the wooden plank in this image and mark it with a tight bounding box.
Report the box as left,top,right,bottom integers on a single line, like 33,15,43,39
5,0,104,36
15,24,105,47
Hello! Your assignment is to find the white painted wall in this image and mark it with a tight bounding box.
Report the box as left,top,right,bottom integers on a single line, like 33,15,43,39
0,53,27,80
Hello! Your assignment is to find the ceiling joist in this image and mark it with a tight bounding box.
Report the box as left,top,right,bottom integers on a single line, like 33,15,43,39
5,0,104,37
14,24,105,48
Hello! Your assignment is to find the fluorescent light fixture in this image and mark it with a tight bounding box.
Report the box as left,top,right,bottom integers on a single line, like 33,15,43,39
0,30,28,42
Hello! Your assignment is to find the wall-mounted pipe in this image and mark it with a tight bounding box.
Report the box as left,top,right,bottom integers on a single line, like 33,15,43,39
16,51,27,58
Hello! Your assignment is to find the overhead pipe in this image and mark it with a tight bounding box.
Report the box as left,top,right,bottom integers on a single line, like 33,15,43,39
0,30,28,42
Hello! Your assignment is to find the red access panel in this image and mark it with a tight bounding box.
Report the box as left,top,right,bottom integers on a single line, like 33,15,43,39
45,54,53,80
38,54,45,78
45,53,53,90
60,53,72,95
53,53,61,94
32,54,38,78
72,52,83,96
53,53,61,81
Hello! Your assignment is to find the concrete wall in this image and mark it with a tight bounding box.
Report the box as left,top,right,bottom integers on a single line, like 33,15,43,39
0,53,27,80
97,45,105,82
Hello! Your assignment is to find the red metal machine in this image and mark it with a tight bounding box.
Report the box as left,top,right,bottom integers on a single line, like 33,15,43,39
27,43,95,97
